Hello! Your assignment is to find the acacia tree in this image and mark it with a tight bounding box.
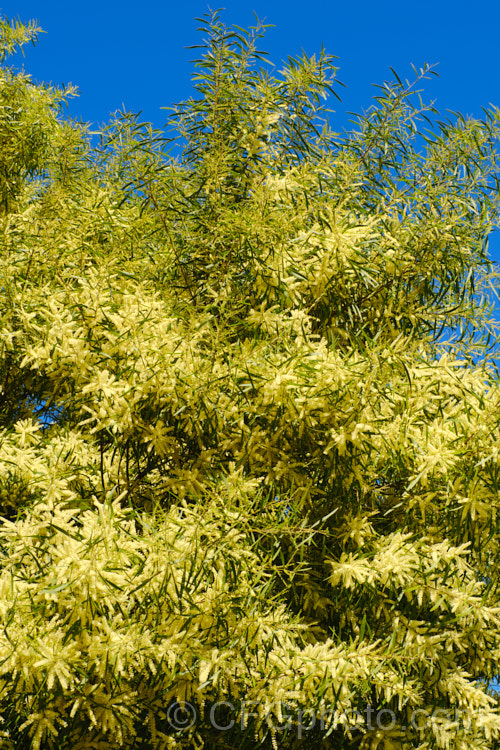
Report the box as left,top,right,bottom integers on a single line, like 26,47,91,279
1,10,500,750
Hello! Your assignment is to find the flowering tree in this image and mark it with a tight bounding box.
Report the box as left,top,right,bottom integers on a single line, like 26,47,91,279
1,10,500,750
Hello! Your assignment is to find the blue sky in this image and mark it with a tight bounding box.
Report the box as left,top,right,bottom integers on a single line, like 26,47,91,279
2,0,500,263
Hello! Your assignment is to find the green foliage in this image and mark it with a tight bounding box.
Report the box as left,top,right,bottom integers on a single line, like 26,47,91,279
1,9,500,749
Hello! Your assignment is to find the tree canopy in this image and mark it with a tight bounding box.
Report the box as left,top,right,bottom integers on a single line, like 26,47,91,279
1,10,500,750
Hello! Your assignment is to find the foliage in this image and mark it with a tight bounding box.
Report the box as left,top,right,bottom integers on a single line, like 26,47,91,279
1,9,500,749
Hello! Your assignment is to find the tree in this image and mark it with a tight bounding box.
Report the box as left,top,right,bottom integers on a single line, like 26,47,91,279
1,9,500,749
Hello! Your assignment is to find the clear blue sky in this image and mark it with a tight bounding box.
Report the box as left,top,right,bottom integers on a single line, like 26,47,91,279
3,0,500,262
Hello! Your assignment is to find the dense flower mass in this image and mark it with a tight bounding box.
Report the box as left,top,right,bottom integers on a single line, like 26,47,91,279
1,10,500,750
